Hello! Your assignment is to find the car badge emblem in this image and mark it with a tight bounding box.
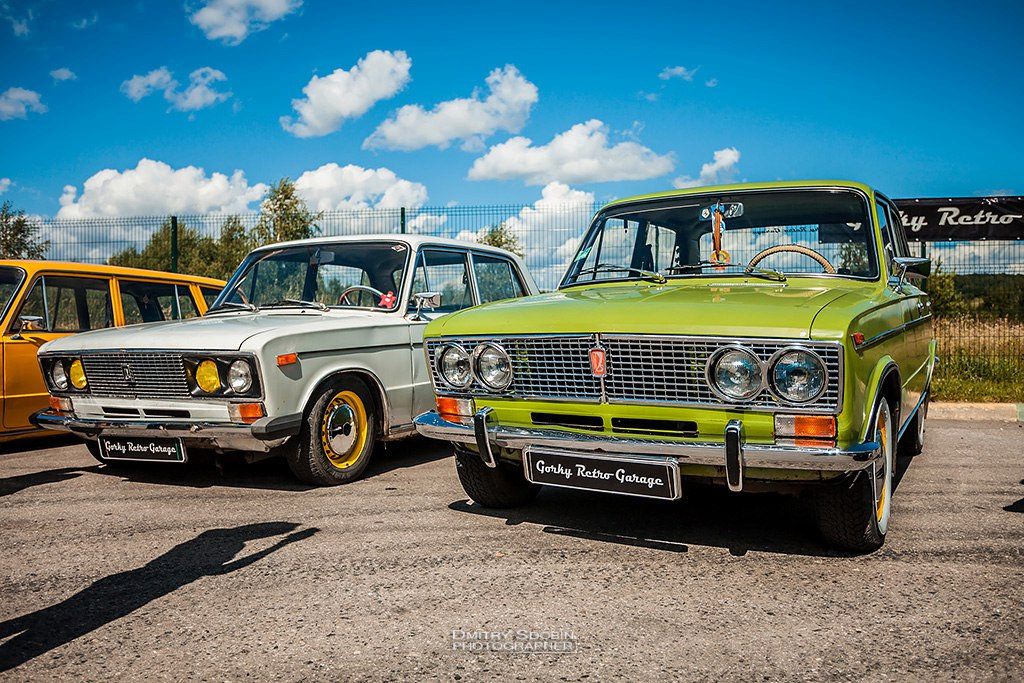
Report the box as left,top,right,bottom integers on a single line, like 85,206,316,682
122,364,135,383
589,348,606,377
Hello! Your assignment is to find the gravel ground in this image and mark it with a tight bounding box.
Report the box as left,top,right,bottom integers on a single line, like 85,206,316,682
1,418,1022,681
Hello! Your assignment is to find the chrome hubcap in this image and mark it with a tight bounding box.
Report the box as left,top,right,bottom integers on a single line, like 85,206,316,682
326,404,357,454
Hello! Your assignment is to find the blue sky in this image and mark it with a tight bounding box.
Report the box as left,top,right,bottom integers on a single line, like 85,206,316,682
1,0,1022,220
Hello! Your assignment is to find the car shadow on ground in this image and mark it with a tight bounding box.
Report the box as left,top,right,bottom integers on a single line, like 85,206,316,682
0,465,102,498
0,521,318,673
81,436,451,491
0,433,80,456
449,453,921,558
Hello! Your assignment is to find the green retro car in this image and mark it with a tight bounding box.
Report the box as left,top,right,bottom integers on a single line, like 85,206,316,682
414,181,935,552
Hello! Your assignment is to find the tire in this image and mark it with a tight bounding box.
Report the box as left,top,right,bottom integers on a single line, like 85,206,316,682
899,392,928,457
816,399,894,552
454,446,539,508
285,376,377,486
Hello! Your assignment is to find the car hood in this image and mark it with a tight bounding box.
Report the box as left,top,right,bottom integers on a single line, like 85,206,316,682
40,309,402,353
430,279,863,340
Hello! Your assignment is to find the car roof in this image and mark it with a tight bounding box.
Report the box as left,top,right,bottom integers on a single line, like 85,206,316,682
0,259,226,285
599,180,877,212
255,233,522,257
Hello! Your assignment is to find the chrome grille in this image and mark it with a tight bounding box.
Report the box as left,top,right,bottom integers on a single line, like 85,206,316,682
427,334,843,413
81,352,190,399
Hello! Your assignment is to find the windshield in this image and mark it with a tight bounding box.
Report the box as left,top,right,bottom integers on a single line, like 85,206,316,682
562,189,878,287
0,266,25,322
213,242,410,312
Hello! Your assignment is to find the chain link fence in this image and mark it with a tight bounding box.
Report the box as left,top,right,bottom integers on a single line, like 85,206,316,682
32,203,1024,399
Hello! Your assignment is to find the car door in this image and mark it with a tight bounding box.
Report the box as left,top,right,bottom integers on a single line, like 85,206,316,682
2,273,114,430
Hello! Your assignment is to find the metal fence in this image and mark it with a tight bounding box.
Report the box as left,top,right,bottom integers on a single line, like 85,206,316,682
31,204,1024,382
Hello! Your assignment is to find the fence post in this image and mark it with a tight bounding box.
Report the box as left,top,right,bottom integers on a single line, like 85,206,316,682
400,207,406,234
170,216,179,272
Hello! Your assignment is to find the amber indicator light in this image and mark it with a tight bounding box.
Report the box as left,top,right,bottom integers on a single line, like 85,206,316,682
236,403,265,424
436,396,463,420
794,415,837,438
276,353,298,366
852,332,866,346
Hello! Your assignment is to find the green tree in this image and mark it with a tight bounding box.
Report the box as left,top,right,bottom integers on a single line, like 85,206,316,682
108,220,220,277
477,221,523,258
0,200,50,259
252,178,322,246
210,215,255,280
925,260,967,318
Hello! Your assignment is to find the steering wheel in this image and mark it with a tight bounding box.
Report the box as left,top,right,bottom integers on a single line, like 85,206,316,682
337,285,385,306
748,245,836,274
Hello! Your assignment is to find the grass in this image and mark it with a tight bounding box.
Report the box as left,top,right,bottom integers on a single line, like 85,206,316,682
931,317,1024,402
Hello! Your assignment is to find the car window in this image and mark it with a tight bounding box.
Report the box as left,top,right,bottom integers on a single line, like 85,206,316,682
879,197,910,257
18,275,113,332
473,254,526,304
411,250,475,312
119,280,201,324
875,201,897,276
200,287,221,309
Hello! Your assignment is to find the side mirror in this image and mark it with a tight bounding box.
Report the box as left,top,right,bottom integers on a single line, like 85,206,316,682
891,256,931,292
12,315,45,339
411,291,442,320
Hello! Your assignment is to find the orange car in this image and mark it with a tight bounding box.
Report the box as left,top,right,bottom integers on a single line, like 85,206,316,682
0,260,224,443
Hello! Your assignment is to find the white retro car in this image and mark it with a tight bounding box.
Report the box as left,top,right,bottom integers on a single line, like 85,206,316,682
33,235,536,485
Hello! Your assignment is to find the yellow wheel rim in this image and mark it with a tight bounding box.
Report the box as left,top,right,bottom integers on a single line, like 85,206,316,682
320,390,368,469
876,416,888,522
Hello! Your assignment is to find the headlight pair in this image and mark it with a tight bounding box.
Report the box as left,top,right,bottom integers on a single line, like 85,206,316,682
185,357,258,396
49,358,88,392
437,343,513,391
706,346,827,404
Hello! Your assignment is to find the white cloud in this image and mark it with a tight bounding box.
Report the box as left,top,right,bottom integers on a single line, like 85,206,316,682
72,13,98,29
364,65,538,152
0,87,47,120
120,67,231,112
51,67,77,82
120,67,176,102
705,78,718,88
659,65,698,81
280,50,411,138
456,182,595,289
293,163,428,212
189,0,300,45
0,177,10,194
672,147,741,189
468,119,674,185
1,4,31,36
56,158,268,219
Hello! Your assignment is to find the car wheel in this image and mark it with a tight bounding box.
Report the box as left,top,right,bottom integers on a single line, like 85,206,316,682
899,392,928,457
454,446,539,508
816,399,893,552
285,376,377,486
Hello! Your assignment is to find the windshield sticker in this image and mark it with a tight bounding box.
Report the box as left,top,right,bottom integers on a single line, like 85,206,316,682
573,246,592,262
391,244,406,251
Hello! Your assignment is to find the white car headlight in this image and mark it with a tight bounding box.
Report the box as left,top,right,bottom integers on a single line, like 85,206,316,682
227,359,254,393
438,344,472,388
707,347,763,401
474,343,513,390
51,360,69,391
769,348,827,403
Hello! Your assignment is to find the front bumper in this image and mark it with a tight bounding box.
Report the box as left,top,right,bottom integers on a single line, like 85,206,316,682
414,410,880,488
31,410,303,452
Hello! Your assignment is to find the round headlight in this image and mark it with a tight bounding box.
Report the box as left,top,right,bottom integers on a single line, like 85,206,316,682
69,359,88,390
51,361,69,391
475,344,513,390
438,345,472,388
769,348,827,403
195,360,222,393
707,347,763,401
227,360,253,393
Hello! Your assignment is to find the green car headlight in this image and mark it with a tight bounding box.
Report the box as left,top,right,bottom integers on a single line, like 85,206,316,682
769,348,827,403
474,343,513,390
707,346,763,401
438,344,472,388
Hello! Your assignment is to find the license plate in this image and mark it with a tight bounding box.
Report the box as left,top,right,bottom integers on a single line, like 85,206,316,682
523,447,679,501
98,436,187,463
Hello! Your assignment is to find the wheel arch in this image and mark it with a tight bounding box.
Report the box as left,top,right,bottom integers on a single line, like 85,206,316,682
860,358,902,443
301,368,392,438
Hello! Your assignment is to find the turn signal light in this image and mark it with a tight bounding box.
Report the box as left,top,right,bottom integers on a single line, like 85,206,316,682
437,396,474,422
277,353,298,366
775,414,837,439
49,395,72,413
229,402,265,424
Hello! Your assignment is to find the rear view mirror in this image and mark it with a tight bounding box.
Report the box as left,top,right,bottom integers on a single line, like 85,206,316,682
891,256,931,292
412,291,442,320
12,315,44,339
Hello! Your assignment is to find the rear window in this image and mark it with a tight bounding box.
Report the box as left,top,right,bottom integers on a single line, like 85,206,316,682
119,280,201,324
18,275,113,332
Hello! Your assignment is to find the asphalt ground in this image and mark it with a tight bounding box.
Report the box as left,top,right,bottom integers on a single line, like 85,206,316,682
1,417,1022,681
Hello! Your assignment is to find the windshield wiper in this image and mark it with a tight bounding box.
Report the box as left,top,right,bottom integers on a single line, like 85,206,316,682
574,263,667,284
261,298,329,311
206,300,257,313
667,261,787,282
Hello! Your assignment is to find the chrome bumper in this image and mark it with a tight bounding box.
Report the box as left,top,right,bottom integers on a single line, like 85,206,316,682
414,410,880,480
31,410,302,452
